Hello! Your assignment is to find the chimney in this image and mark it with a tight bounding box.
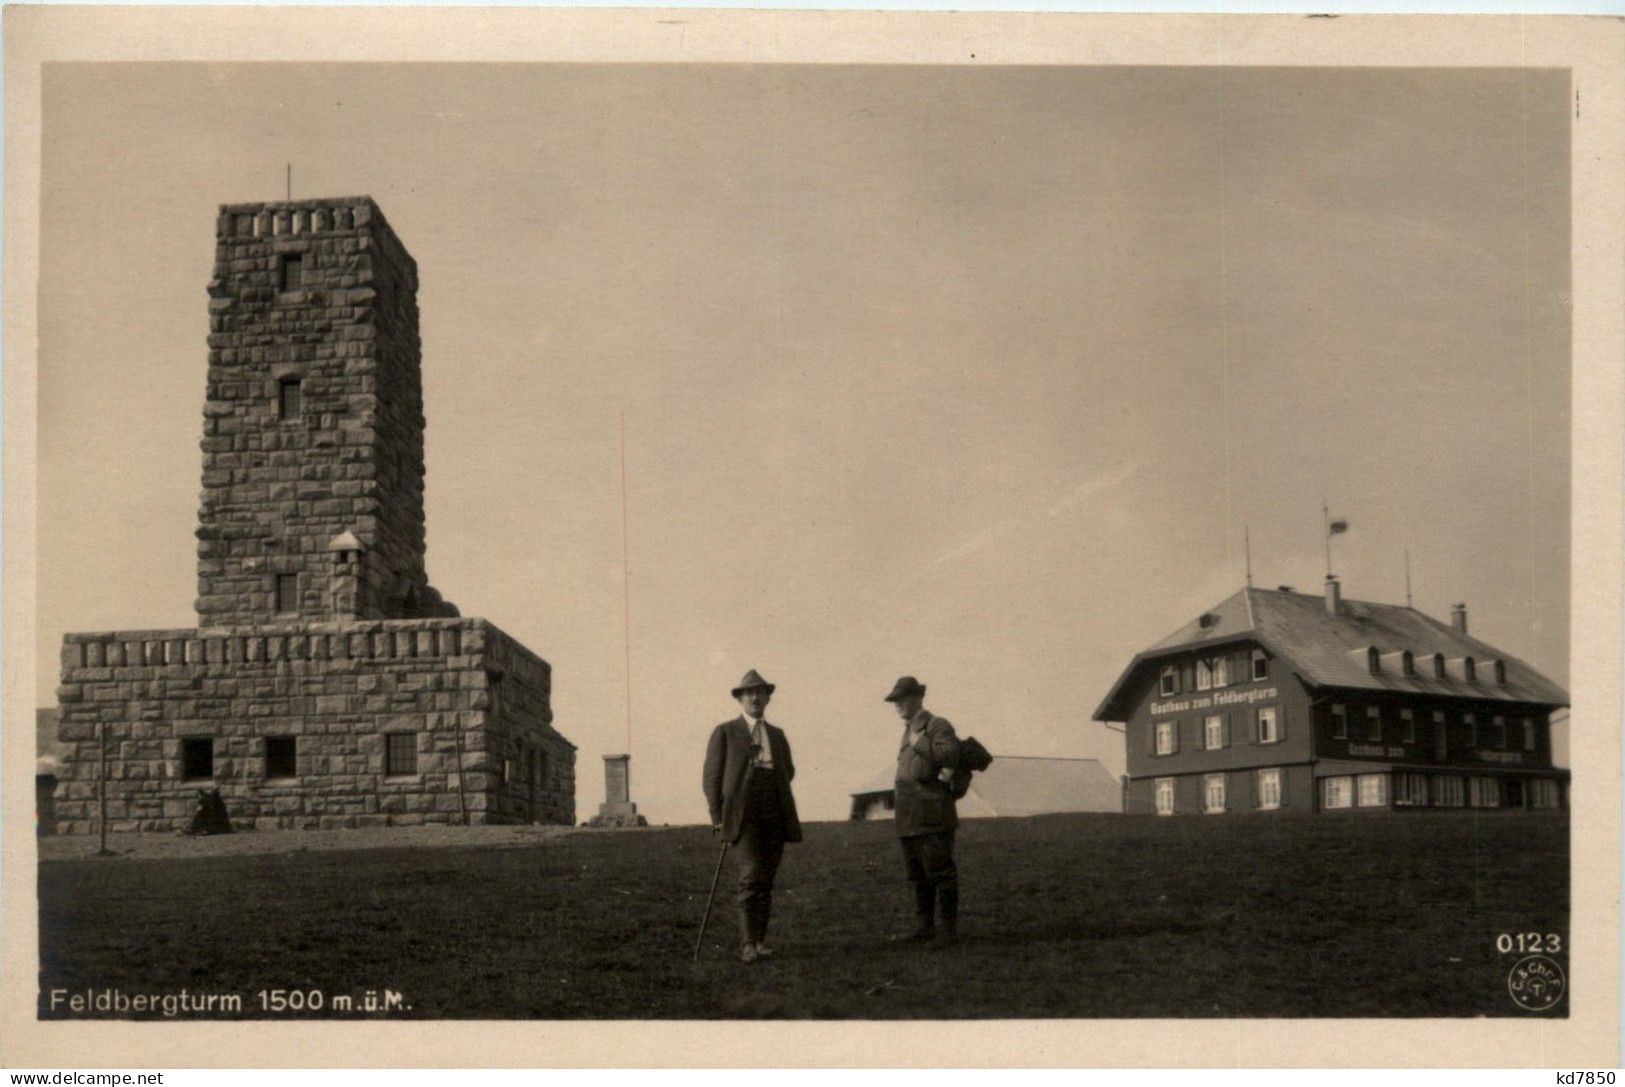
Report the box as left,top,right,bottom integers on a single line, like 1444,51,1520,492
1451,603,1467,633
1324,575,1341,616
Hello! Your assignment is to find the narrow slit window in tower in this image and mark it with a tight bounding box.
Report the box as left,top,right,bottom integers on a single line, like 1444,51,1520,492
275,573,299,614
278,378,302,420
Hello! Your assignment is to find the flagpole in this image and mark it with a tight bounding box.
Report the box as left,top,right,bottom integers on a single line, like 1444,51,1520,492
1322,501,1332,580
1405,548,1413,608
1244,525,1253,588
619,409,633,759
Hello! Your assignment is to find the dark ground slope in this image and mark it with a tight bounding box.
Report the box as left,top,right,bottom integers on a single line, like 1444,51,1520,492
38,812,1568,1019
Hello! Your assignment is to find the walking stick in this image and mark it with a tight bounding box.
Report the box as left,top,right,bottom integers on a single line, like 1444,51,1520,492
693,837,729,962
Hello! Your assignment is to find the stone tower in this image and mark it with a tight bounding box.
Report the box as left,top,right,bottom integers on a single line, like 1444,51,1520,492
199,197,450,624
52,197,574,833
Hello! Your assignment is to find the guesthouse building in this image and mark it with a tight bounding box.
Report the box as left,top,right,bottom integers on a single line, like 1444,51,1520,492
1093,580,1568,815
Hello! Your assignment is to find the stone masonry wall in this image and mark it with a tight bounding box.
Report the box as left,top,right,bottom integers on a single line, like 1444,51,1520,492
364,215,432,618
53,617,572,833
53,195,572,835
480,631,576,825
198,198,432,625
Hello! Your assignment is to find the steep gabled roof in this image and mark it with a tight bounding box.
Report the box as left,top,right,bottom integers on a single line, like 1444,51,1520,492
1143,589,1256,654
960,757,1121,816
1093,586,1569,721
851,766,896,797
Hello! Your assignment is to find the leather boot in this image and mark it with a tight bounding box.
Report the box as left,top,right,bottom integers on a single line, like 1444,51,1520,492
755,896,774,957
750,897,769,947
895,881,936,942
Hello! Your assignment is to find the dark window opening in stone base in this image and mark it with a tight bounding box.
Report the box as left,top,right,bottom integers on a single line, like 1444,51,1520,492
182,738,214,781
265,735,297,779
385,732,417,776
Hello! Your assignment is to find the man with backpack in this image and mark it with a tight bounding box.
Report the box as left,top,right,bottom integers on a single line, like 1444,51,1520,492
885,675,963,947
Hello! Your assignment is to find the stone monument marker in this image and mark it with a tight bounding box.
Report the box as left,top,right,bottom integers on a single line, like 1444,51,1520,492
589,753,647,827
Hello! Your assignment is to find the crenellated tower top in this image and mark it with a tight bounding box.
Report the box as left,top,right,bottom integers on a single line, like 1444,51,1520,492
196,195,453,625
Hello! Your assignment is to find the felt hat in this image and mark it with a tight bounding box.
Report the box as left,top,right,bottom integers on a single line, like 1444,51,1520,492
883,675,927,702
731,669,776,698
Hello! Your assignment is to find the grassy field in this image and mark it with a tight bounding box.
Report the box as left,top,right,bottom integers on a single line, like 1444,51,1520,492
38,811,1567,1019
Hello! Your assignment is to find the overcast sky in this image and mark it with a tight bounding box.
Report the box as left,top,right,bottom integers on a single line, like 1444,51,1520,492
37,63,1569,822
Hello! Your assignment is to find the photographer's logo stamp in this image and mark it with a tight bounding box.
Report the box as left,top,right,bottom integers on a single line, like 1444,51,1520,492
1507,955,1566,1012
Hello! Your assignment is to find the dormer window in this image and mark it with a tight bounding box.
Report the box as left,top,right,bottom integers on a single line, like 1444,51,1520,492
1432,653,1446,679
1463,656,1476,682
1491,660,1506,685
1401,651,1414,676
1159,664,1178,697
1366,647,1381,674
1196,655,1228,691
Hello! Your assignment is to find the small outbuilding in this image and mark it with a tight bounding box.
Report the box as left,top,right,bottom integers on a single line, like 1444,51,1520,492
36,707,68,836
850,756,1122,821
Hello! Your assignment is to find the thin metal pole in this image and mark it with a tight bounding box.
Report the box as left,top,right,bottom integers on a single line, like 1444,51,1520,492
1405,548,1413,608
619,410,633,759
1322,500,1332,580
286,164,291,201
693,840,730,962
1244,525,1253,588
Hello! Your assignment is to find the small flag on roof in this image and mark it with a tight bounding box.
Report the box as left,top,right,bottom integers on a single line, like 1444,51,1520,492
1328,518,1350,535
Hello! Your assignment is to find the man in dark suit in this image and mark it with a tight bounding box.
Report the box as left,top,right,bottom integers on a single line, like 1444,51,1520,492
703,669,802,963
886,675,962,946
